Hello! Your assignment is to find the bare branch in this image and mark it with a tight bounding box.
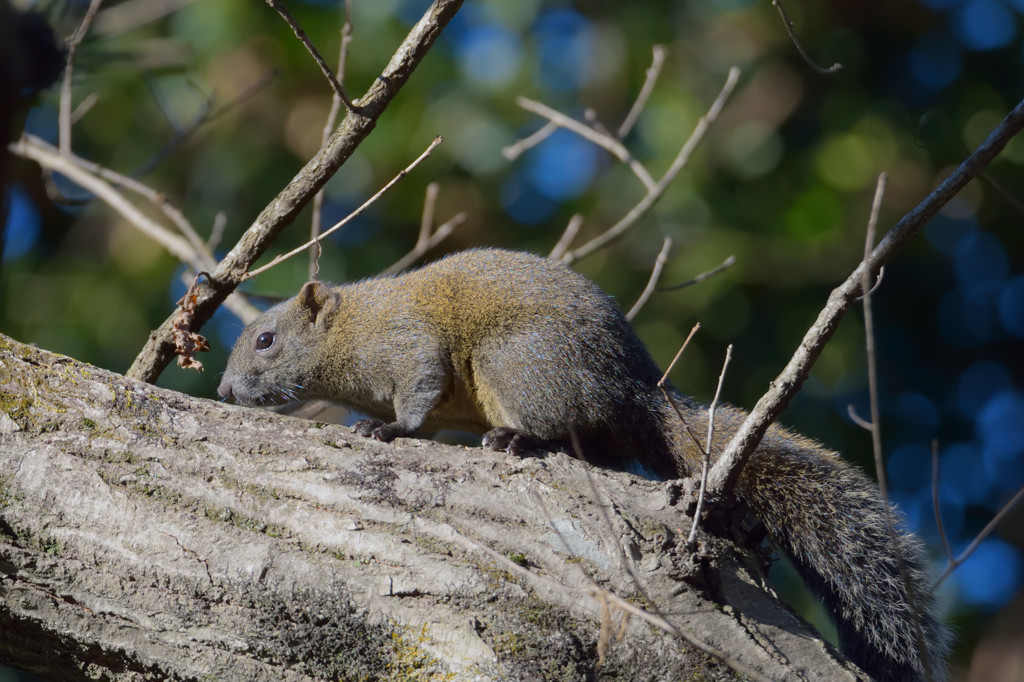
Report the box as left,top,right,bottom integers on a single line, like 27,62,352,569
94,0,198,37
516,96,657,191
418,182,441,250
686,344,733,547
247,136,444,280
127,0,466,382
11,136,203,271
846,404,872,430
931,440,954,562
23,134,212,262
311,2,354,280
548,213,583,260
265,0,354,111
60,0,104,156
657,325,711,460
564,67,741,263
502,120,558,161
859,174,935,680
659,255,736,291
382,211,467,275
658,323,700,387
626,237,673,321
706,96,1024,497
932,483,1024,593
69,92,99,125
618,45,666,139
771,0,842,75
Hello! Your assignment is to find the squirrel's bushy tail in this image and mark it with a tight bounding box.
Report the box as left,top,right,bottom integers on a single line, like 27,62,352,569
737,427,949,682
671,405,950,682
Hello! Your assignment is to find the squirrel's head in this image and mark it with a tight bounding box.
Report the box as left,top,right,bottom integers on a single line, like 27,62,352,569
218,281,337,406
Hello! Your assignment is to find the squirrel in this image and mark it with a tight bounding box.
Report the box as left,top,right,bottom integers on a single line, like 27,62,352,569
219,248,949,681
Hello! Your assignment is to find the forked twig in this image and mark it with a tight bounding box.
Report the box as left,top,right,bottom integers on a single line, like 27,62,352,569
657,325,712,460
564,67,741,263
383,183,466,275
515,97,656,191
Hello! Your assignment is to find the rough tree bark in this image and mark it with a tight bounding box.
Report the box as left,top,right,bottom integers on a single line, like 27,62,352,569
0,333,861,681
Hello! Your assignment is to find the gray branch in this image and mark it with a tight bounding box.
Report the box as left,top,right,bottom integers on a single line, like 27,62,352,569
1,333,859,680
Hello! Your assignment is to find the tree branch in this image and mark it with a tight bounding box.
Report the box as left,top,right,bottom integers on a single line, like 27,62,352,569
706,95,1024,497
126,0,465,383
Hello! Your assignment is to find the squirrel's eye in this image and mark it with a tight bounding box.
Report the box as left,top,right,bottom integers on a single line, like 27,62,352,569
255,332,276,351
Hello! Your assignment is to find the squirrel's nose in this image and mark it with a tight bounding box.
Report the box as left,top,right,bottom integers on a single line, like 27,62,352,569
217,380,234,401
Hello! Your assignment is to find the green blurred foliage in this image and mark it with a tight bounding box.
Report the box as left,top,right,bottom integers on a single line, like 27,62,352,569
4,0,1024,674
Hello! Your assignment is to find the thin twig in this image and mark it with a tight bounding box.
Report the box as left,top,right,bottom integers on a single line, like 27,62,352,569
659,255,736,291
860,174,934,680
846,404,872,430
626,237,673,321
60,0,104,156
854,265,886,300
247,136,444,280
208,212,228,252
931,440,954,562
771,0,842,75
93,0,199,37
565,67,741,263
382,211,466,275
657,325,711,459
266,0,354,111
311,2,354,280
658,323,700,388
516,97,657,191
548,214,583,260
932,483,1024,592
706,95,1024,497
69,93,99,125
417,182,440,250
686,344,733,547
502,120,559,161
618,45,666,139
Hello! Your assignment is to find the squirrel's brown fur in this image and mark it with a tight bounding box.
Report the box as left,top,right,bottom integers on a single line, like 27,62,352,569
220,248,949,681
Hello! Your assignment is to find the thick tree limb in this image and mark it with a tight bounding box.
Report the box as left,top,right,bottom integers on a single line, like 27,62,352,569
1,333,859,680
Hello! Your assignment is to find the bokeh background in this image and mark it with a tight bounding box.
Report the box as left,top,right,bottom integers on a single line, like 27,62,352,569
3,0,1024,677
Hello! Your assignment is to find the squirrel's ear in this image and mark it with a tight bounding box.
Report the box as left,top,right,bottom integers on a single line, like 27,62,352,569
295,281,333,322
